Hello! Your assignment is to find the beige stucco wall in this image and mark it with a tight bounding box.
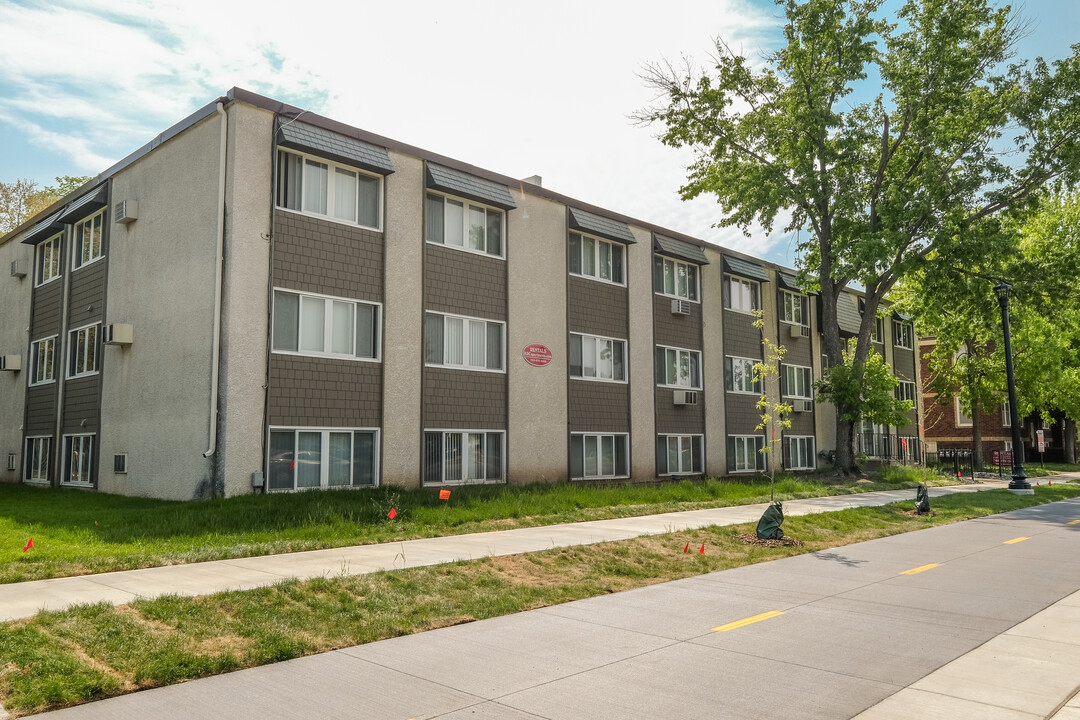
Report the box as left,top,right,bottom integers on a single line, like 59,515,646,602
506,190,567,484
380,151,424,488
218,101,274,496
628,226,656,479
702,246,726,476
98,112,223,499
0,239,31,483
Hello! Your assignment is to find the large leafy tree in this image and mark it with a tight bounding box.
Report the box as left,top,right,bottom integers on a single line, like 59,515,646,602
636,0,1080,472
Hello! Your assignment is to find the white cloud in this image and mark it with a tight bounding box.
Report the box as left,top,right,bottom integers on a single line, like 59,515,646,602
0,0,795,259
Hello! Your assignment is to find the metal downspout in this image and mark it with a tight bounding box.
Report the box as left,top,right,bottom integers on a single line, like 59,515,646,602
203,102,228,459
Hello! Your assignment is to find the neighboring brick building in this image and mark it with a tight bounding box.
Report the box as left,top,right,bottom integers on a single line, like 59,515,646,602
919,336,1068,463
0,88,924,499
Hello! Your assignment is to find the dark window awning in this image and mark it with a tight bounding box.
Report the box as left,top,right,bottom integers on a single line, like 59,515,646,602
20,210,64,245
426,163,516,210
778,271,817,294
59,184,108,224
277,120,395,175
892,310,913,322
568,207,635,244
723,256,768,282
653,234,708,265
837,292,862,336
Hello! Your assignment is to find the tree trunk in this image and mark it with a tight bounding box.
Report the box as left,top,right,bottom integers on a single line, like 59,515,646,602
835,415,856,474
1066,418,1077,465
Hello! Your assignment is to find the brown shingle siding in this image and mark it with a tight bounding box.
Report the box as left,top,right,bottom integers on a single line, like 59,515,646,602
423,367,506,428
653,294,702,350
568,380,629,432
424,244,506,322
272,210,383,303
568,277,628,338
268,355,382,427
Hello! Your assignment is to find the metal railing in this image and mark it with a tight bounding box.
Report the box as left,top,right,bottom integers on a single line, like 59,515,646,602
857,432,922,464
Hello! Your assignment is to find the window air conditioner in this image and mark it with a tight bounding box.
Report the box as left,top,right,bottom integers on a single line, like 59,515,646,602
103,324,133,346
10,260,26,278
788,324,810,338
113,453,128,474
674,389,699,406
115,200,138,224
0,355,21,371
671,299,691,315
794,399,813,413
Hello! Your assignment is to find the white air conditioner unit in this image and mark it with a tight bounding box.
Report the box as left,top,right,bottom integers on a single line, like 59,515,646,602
793,399,813,413
788,324,811,338
671,299,691,315
113,453,128,474
115,200,138,224
674,389,699,406
0,354,21,371
10,260,26,278
103,323,133,346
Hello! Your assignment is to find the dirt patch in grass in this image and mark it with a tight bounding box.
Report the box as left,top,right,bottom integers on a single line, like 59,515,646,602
734,533,804,547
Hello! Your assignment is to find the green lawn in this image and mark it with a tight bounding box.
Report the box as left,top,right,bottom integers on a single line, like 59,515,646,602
0,469,950,583
2,485,1078,718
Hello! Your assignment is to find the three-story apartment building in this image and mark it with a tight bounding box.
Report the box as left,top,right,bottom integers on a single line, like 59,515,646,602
0,88,923,499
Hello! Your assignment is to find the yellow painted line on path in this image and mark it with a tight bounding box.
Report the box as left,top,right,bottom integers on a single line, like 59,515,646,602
1068,520,1080,525
1003,537,1029,544
900,563,940,575
712,611,785,633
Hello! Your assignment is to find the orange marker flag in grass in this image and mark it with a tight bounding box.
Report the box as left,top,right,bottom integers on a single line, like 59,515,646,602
683,542,689,554
22,537,33,552
699,543,705,555
439,489,451,500
388,508,397,520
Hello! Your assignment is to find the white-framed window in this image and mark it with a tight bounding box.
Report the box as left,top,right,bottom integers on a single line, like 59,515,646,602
423,430,504,485
723,274,760,313
892,320,913,349
657,434,704,476
781,364,813,399
276,149,381,229
267,427,379,491
655,346,702,389
653,255,699,302
424,312,504,372
570,334,626,382
956,397,972,427
67,323,99,378
35,233,62,286
786,435,816,470
24,436,50,483
724,356,761,394
424,192,504,258
1002,401,1012,427
72,210,104,270
569,232,624,285
870,316,885,343
30,336,56,386
272,289,380,361
570,433,629,479
781,290,807,326
896,380,917,404
63,434,94,486
728,435,766,473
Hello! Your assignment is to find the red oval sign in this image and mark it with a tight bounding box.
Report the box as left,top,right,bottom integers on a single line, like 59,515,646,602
522,344,553,367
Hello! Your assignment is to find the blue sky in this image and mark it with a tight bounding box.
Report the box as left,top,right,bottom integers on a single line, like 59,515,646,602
1,0,1076,268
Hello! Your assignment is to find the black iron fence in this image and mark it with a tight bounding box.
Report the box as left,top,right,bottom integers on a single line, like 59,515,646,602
857,432,922,464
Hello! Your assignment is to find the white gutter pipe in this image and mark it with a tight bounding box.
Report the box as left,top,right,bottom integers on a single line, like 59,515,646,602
204,102,228,458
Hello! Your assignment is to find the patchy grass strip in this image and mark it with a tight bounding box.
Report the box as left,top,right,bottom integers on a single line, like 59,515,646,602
2,485,1078,717
0,469,955,584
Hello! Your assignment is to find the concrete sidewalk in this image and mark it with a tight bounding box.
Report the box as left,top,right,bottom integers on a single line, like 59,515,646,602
20,491,1080,719
0,480,1024,622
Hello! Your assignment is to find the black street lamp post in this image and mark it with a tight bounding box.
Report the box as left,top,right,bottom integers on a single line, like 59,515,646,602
995,281,1033,494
